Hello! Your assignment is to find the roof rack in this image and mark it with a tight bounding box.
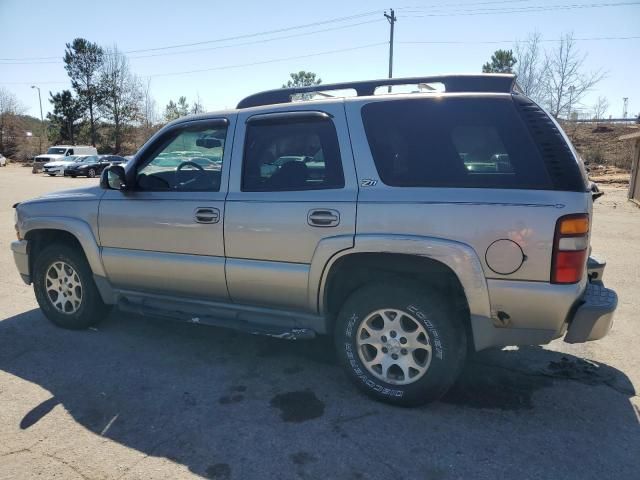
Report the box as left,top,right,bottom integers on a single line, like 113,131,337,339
237,74,516,109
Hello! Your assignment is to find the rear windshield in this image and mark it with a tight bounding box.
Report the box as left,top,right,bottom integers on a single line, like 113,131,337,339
361,97,554,189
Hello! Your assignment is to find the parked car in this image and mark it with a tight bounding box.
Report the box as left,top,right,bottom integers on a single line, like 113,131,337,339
33,145,98,173
11,75,617,406
101,155,128,165
0,154,6,167
42,155,86,176
64,155,125,178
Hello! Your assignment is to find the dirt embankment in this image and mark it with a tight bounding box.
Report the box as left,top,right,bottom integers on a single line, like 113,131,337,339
560,122,638,186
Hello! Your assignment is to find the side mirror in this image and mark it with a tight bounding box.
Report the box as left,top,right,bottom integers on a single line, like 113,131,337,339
100,165,127,190
195,137,222,149
590,181,604,201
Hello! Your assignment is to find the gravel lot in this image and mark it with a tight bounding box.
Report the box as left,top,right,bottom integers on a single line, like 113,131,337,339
1,165,638,480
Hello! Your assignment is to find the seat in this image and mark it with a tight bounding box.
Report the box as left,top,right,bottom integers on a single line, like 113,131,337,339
268,161,308,190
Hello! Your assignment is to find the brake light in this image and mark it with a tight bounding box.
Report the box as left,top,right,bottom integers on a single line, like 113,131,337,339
551,214,589,284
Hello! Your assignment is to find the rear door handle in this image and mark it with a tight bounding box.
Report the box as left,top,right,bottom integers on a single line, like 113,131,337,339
194,207,220,224
308,209,340,227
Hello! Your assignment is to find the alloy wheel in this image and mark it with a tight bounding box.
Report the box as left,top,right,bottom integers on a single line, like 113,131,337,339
356,308,432,385
45,261,83,314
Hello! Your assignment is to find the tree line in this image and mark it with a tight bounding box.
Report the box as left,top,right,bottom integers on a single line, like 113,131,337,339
0,33,629,161
48,38,152,154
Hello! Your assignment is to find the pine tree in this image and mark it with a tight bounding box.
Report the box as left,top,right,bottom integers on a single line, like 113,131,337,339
482,50,517,73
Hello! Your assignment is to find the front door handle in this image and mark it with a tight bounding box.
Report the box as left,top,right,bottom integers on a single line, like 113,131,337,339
194,207,220,224
308,209,340,227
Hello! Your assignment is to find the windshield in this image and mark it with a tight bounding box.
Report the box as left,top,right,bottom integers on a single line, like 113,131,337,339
46,147,67,155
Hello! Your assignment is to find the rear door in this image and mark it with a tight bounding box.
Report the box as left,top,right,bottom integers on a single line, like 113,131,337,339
225,104,358,312
98,117,234,301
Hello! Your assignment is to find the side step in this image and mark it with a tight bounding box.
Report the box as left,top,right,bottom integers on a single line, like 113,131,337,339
118,297,316,340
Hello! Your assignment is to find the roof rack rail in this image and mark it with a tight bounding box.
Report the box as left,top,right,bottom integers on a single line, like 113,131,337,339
237,74,516,109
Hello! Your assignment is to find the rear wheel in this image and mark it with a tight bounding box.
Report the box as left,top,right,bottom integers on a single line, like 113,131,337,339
334,281,467,406
87,168,96,178
33,244,110,329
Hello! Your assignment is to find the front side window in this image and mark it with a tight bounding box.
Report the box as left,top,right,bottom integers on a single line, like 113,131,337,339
242,117,344,192
361,97,552,189
136,122,227,192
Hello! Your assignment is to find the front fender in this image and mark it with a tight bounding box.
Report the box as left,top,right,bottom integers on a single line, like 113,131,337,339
315,234,492,320
22,216,106,278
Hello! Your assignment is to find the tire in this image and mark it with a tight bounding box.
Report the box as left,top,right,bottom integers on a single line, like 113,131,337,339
47,173,56,177
87,168,96,178
334,281,467,406
33,244,110,329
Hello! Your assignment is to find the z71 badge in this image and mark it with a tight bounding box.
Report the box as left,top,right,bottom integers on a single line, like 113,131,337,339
360,179,378,187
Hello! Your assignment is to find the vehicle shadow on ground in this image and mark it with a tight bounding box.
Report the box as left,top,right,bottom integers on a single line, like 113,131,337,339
1,308,638,479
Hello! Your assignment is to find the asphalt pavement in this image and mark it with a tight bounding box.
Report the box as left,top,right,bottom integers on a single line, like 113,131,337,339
1,165,638,480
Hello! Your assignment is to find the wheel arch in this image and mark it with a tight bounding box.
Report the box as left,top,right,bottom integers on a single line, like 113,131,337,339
317,235,492,345
23,217,106,279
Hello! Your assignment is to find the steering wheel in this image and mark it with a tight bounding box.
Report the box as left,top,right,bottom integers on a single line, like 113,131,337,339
176,160,205,172
175,159,207,189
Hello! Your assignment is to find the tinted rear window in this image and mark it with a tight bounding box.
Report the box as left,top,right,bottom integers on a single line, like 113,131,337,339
361,97,554,189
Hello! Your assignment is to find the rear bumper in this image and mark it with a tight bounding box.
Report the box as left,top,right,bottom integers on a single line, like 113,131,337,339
564,282,617,343
11,240,30,284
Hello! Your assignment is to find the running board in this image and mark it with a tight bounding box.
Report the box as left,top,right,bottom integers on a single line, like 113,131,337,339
117,296,317,340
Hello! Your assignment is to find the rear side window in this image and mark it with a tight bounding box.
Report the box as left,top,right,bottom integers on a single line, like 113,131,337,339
242,117,344,192
361,97,553,189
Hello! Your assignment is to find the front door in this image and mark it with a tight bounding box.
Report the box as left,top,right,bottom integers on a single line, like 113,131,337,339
224,105,358,312
98,117,234,301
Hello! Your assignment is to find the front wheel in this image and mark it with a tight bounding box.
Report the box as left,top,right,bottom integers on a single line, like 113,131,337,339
334,281,467,406
33,244,110,329
47,173,56,177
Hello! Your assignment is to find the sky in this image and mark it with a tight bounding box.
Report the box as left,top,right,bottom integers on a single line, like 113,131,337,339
1,0,639,121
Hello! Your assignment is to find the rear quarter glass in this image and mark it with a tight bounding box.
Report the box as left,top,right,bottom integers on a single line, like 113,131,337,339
360,95,587,192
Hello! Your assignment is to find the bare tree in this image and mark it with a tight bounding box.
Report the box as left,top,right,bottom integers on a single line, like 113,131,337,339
141,78,158,129
137,79,160,147
591,96,609,121
191,93,205,115
543,33,605,118
514,32,548,104
0,88,26,158
99,46,143,153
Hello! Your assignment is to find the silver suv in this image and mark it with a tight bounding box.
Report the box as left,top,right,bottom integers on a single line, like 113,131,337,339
11,75,618,406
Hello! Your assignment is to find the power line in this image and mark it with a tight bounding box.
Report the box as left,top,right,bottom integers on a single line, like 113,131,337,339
397,0,546,8
2,33,638,86
0,42,387,85
0,19,384,65
400,1,640,17
2,1,637,64
0,10,381,62
400,35,640,45
4,1,636,62
144,42,387,79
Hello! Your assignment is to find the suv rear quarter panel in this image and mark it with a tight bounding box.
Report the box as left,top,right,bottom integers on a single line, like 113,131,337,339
345,95,592,283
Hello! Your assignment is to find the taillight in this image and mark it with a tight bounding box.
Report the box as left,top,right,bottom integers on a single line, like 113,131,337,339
551,214,589,284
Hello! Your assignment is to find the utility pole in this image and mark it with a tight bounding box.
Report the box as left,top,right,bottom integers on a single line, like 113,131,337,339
568,85,575,120
384,8,397,92
623,97,629,118
31,85,44,154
